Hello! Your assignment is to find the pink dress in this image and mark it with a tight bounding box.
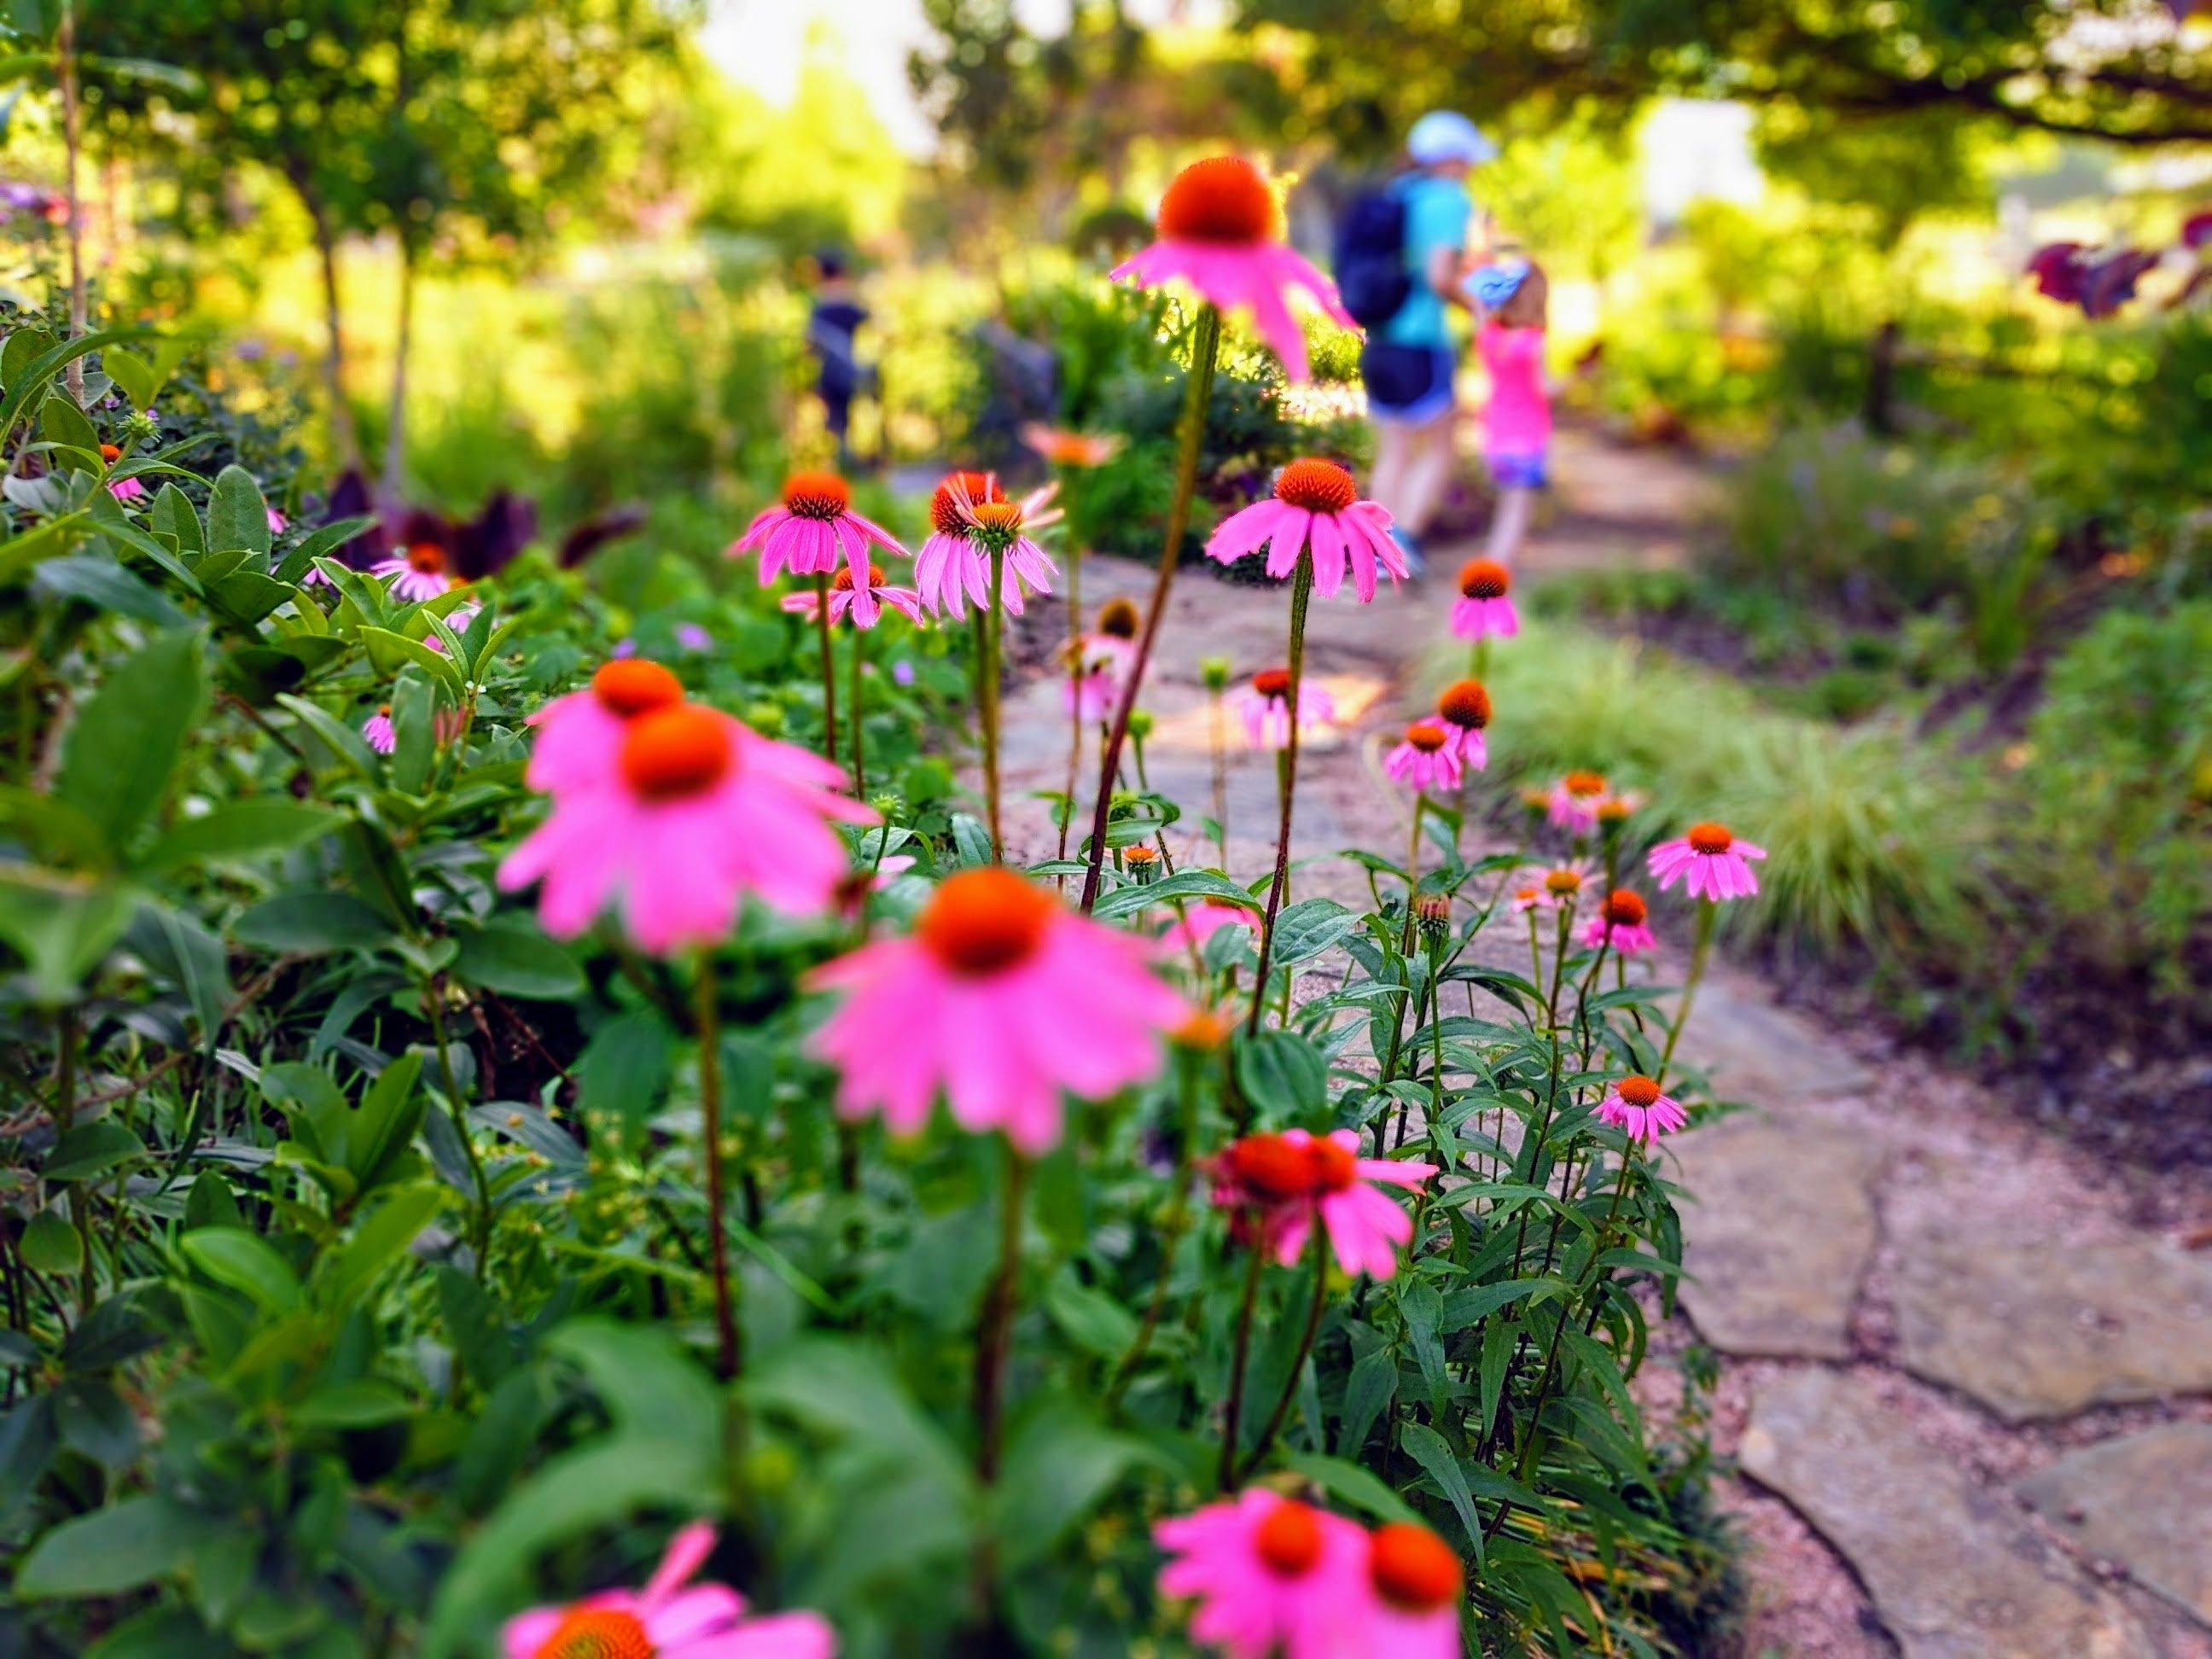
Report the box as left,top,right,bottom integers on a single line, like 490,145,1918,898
1478,323,1551,485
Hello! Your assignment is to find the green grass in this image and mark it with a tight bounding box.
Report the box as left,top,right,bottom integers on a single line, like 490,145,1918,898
1423,620,1984,956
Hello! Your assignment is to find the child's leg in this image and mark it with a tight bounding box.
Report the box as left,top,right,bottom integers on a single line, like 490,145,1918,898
1370,418,1412,525
1486,484,1534,569
1398,410,1458,537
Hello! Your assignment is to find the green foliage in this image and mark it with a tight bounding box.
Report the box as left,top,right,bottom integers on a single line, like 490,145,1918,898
0,325,1726,1652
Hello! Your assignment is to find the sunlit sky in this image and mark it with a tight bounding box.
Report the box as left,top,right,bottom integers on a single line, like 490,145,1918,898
706,0,1213,157
702,0,1760,215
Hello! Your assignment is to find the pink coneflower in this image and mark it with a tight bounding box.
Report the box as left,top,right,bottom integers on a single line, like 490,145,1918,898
779,562,926,630
1111,156,1357,382
913,473,1059,620
1204,459,1405,602
1214,1128,1435,1279
361,704,395,755
806,867,1186,1154
1021,422,1124,469
1547,771,1610,835
1349,1523,1467,1658
732,470,905,588
99,444,145,504
523,659,686,796
267,507,288,536
499,1522,834,1659
1433,678,1491,771
1154,1490,1366,1659
1385,721,1461,793
1649,820,1767,901
498,699,871,956
422,599,481,652
1452,557,1519,640
1581,888,1657,954
1539,863,1592,908
1169,899,1258,953
1595,789,1644,831
1508,877,1555,915
1062,632,1135,721
1597,1074,1688,1143
374,541,457,603
1236,667,1334,751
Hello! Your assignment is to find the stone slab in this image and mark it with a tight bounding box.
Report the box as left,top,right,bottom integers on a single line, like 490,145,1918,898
2017,1423,2212,1627
1741,1368,2149,1657
1676,974,1874,1104
1892,1239,2212,1422
1671,1111,1883,1359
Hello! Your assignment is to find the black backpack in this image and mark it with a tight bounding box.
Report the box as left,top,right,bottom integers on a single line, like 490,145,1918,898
1334,183,1411,329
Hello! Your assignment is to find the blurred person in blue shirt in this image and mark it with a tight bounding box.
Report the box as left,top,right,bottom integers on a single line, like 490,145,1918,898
1359,112,1493,570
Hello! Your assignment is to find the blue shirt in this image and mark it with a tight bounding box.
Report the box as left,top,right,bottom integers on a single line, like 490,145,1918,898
1381,174,1473,350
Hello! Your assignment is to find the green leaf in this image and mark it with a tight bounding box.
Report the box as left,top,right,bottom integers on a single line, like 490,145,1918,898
323,1185,444,1307
20,1208,81,1273
44,1120,147,1181
1336,1344,1398,1458
573,1009,671,1150
450,919,581,1000
1399,1421,1486,1551
1281,1451,1421,1525
1088,868,1260,920
0,869,132,1002
32,550,187,626
102,346,160,411
293,1379,410,1430
362,626,465,696
205,465,271,556
1042,1269,1137,1359
232,891,393,954
124,901,229,1039
148,483,203,557
0,327,155,445
993,1409,1145,1570
54,627,207,857
140,800,344,873
38,392,99,464
178,1226,303,1314
546,1319,719,1447
15,1494,200,1598
1234,1028,1327,1126
1267,897,1357,966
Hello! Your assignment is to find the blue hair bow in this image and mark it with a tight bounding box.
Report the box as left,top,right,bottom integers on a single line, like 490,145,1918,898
1470,258,1529,308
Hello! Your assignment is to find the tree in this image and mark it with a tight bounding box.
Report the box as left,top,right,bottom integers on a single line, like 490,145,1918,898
1230,0,2211,153
80,0,688,477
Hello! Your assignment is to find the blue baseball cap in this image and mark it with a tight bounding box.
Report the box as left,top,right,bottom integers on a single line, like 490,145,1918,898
1407,110,1496,167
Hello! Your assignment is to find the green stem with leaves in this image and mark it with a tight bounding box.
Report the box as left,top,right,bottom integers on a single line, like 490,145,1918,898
1247,552,1316,1034
695,958,741,1381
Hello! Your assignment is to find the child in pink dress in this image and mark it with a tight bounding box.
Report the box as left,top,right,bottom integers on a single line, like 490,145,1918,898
1469,257,1551,571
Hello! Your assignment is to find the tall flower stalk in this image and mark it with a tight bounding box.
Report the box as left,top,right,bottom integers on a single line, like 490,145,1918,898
812,571,839,766
695,958,741,1381
1078,304,1221,909
1247,551,1314,1032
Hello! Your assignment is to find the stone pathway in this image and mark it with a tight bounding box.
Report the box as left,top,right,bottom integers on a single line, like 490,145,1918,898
988,424,2212,1656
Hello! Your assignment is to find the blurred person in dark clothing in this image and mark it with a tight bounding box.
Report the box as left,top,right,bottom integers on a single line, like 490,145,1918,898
806,249,872,469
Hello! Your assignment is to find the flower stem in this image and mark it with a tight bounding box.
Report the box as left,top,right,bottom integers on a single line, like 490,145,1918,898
813,571,839,768
1208,686,1229,869
695,958,741,1381
848,623,866,800
973,1141,1027,1483
1219,1240,1266,1492
1400,795,1424,956
1080,304,1221,911
1237,1225,1328,1483
1106,1048,1202,1408
981,546,1004,861
1656,899,1717,1089
422,981,492,1281
1247,551,1316,1034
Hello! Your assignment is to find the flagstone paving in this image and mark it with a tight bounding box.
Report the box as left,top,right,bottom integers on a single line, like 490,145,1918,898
990,423,2212,1656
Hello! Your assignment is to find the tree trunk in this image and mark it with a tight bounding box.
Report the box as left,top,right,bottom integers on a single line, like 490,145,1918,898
58,0,85,402
302,189,361,466
382,237,414,504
